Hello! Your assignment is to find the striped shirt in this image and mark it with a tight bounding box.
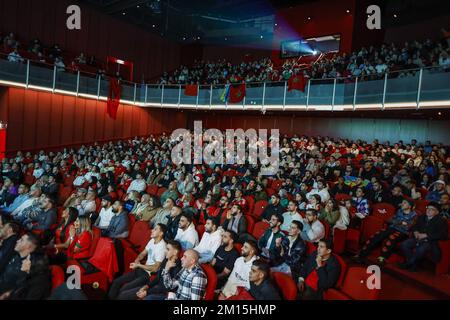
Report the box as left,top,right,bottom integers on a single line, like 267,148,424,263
162,263,207,300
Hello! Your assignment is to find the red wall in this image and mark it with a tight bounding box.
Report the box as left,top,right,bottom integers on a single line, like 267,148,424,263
186,112,450,145
202,45,273,64
0,0,191,81
0,87,187,154
272,0,356,65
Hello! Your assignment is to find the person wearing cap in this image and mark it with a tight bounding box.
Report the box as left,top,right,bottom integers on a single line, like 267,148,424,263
353,199,418,266
95,195,114,229
426,180,447,202
398,201,448,272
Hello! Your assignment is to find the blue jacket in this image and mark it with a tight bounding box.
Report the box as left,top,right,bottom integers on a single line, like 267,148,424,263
390,209,417,234
104,211,129,238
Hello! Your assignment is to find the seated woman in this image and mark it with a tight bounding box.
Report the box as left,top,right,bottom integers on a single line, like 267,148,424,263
319,199,341,227
55,216,93,261
49,207,79,264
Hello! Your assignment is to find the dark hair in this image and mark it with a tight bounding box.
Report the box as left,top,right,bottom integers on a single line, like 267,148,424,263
156,223,168,236
271,214,284,225
150,195,160,207
306,209,318,216
233,204,242,212
319,238,333,251
291,220,304,231
206,217,219,228
180,212,193,223
252,260,270,280
167,239,182,252
25,232,41,249
225,230,238,243
245,240,258,255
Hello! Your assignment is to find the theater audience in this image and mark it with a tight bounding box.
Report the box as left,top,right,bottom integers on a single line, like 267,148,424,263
102,201,129,239
95,195,114,229
300,209,325,243
281,200,302,232
211,230,239,288
258,214,285,261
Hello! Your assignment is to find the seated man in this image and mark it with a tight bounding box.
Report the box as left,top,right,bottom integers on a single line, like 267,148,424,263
158,249,207,300
281,200,302,232
23,195,57,232
300,209,325,243
102,200,129,239
257,214,285,261
95,195,114,229
297,239,341,300
354,199,417,265
398,202,448,272
0,222,20,274
165,206,183,241
248,260,281,300
137,240,183,301
194,218,223,263
108,224,167,300
219,240,258,300
151,198,175,227
10,186,42,224
221,204,248,243
0,233,50,299
174,213,199,250
261,194,284,222
272,220,307,281
1,184,30,216
211,230,239,289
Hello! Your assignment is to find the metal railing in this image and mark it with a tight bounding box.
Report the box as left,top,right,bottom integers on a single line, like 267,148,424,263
1,52,449,111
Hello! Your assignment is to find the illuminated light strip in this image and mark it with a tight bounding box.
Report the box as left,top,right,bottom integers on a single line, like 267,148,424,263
2,78,450,110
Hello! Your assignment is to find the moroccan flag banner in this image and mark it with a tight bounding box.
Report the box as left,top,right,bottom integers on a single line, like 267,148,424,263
288,74,307,92
229,83,246,103
184,84,198,96
107,77,121,119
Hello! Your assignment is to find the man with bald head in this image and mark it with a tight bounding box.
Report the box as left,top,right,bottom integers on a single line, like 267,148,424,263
160,249,207,300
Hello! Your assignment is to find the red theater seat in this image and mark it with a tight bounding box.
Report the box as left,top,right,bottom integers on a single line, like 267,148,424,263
201,263,217,300
245,215,256,235
146,184,158,196
252,200,268,218
252,221,269,239
271,272,297,300
156,187,167,198
50,265,65,291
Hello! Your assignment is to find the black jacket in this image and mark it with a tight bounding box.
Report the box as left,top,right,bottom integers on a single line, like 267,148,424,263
299,251,341,297
412,214,448,242
0,234,19,274
222,214,248,236
249,279,281,300
261,204,284,221
146,258,182,295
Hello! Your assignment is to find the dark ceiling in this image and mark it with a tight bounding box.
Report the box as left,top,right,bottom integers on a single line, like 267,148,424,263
77,0,316,45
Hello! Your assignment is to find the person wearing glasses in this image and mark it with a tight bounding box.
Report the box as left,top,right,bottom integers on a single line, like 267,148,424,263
398,202,448,272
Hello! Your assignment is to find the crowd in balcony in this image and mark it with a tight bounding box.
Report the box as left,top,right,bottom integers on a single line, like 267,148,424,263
157,38,450,85
0,132,448,300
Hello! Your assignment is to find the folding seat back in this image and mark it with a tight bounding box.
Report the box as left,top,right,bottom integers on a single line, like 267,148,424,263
340,267,380,300
252,221,269,240
361,215,385,243
127,221,152,251
128,214,136,232
50,265,65,291
201,263,218,300
414,199,430,215
335,193,352,202
234,243,243,253
244,196,255,215
271,180,283,191
156,187,167,198
196,224,205,239
266,188,276,197
333,254,348,288
371,203,396,222
88,227,102,258
271,272,297,300
252,200,268,218
245,215,256,235
146,184,158,196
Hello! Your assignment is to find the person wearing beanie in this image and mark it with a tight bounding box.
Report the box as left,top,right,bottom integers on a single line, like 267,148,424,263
398,201,448,272
426,180,446,202
353,199,418,266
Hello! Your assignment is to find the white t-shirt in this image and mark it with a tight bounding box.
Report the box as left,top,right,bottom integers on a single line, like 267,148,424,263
97,206,114,228
175,223,199,250
222,256,257,298
194,229,223,263
145,238,167,266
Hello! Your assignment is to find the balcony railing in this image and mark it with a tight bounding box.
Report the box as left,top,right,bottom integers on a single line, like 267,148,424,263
1,53,449,111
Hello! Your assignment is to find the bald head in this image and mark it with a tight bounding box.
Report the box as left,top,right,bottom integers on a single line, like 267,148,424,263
181,249,199,269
